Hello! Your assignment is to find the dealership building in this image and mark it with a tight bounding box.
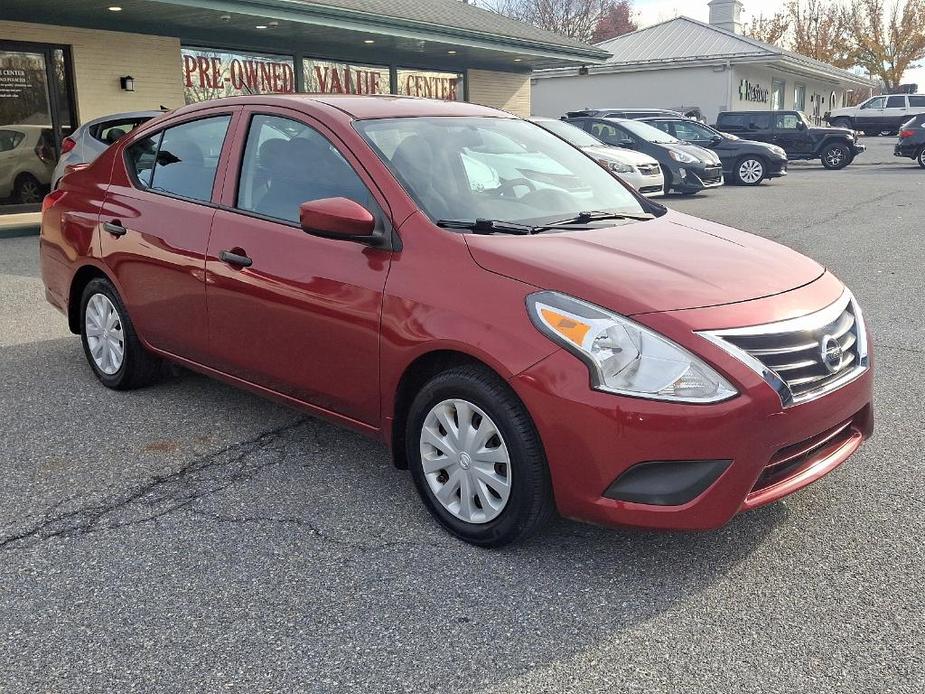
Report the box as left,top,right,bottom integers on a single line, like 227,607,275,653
0,0,606,224
531,0,875,124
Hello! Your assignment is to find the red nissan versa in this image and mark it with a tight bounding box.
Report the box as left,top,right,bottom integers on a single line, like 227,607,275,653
39,95,874,547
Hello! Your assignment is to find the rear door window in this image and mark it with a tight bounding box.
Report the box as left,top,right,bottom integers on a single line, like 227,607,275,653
773,113,801,130
886,95,907,109
747,114,772,130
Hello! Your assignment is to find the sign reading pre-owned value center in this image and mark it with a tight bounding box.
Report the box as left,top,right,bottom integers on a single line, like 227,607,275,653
739,79,769,103
182,47,296,103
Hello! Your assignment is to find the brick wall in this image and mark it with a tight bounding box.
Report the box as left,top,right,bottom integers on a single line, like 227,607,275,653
467,69,531,116
0,21,185,123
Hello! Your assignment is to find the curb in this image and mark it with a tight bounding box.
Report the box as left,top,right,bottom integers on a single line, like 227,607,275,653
0,224,40,239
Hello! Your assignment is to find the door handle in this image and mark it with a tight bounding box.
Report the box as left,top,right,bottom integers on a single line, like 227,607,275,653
219,250,253,268
103,220,126,237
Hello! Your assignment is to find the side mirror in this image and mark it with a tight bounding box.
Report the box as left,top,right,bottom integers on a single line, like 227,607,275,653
299,197,378,243
710,135,723,145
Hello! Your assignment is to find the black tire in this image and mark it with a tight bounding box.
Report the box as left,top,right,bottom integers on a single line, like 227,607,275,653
918,148,925,169
405,364,554,547
13,173,43,204
831,117,852,130
79,277,161,390
733,155,766,186
821,142,851,170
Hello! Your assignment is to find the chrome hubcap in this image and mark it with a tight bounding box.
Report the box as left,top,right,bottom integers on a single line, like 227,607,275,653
826,149,844,166
419,398,512,524
20,180,40,203
739,159,763,183
85,293,125,375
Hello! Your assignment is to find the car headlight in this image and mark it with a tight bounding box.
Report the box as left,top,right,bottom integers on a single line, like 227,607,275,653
527,292,737,403
769,145,787,158
598,158,635,174
668,149,698,164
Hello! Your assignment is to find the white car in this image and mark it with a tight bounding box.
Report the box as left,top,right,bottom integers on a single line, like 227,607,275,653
52,110,164,189
0,125,56,204
828,94,925,135
530,117,665,197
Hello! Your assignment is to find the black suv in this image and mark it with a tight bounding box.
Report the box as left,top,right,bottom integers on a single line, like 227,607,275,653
714,110,865,169
895,114,925,167
642,117,788,186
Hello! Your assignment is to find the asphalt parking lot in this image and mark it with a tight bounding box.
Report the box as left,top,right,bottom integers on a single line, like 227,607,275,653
1,135,922,693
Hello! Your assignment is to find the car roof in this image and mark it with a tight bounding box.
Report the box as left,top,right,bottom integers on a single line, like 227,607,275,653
168,94,512,121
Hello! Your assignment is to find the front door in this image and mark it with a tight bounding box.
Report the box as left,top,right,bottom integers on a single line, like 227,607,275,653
0,41,75,211
205,109,392,425
772,113,813,156
99,110,238,363
855,96,886,131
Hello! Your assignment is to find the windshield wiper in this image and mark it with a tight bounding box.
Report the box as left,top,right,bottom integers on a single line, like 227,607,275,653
538,210,654,228
437,218,535,235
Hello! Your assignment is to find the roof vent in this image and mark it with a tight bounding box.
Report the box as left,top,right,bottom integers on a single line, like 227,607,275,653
708,0,744,34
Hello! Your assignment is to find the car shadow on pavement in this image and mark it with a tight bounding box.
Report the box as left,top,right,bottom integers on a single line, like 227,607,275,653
0,335,787,692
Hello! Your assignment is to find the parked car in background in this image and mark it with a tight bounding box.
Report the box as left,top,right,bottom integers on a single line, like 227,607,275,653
0,125,56,203
565,108,685,119
566,116,723,194
828,94,925,135
894,114,925,167
642,116,788,186
40,94,873,547
530,116,664,196
715,110,865,170
52,110,164,189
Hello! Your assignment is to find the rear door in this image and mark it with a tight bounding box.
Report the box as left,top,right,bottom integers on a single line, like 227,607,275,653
741,112,773,143
884,95,909,131
98,108,240,363
908,94,925,117
204,107,392,425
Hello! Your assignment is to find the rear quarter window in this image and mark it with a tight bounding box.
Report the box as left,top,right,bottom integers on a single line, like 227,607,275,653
908,95,925,108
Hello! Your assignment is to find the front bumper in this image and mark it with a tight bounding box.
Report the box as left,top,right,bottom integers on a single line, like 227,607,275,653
767,159,788,178
670,164,724,193
618,170,665,197
510,275,874,531
851,143,867,157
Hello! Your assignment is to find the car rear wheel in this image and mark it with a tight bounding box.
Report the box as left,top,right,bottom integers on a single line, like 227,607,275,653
917,148,925,169
13,173,43,204
405,364,554,547
734,156,766,185
80,278,161,390
821,143,851,170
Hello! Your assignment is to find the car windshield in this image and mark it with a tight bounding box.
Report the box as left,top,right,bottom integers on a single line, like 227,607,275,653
534,119,603,148
356,116,647,225
618,119,680,144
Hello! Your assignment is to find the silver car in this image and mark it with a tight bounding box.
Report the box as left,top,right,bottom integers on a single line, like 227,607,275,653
530,117,665,197
52,110,164,189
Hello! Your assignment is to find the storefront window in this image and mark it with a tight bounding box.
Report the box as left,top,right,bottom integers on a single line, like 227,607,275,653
794,84,806,113
771,79,786,110
0,43,75,210
303,59,391,95
396,69,464,101
181,47,296,103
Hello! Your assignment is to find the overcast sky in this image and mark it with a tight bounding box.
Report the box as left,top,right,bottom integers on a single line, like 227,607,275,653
631,0,923,87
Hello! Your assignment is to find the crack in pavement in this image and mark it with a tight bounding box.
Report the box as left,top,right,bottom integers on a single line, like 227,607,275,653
0,419,305,551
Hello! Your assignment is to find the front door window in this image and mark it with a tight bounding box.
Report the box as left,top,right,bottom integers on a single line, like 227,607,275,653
0,43,74,211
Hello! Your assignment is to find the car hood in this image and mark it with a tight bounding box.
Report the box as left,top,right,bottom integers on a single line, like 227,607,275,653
809,125,855,137
465,210,825,315
582,144,659,166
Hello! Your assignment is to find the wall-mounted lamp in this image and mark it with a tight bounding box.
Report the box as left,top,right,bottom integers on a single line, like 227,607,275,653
120,75,135,92
578,65,589,76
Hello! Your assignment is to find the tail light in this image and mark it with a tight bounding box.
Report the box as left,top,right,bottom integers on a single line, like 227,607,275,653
34,140,55,164
60,136,77,154
42,188,66,213
899,129,915,139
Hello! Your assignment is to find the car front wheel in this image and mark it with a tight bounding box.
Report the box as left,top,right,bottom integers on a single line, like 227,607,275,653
405,365,554,547
734,156,766,185
80,277,161,390
821,143,851,170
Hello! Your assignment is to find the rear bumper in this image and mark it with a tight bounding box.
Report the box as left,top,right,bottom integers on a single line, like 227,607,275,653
895,142,920,158
509,282,874,531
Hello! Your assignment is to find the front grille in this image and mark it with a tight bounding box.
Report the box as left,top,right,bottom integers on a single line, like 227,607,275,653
701,292,868,407
752,418,855,493
639,185,663,194
702,166,724,185
637,164,661,177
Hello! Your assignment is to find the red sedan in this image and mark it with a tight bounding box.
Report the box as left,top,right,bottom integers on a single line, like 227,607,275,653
39,95,873,546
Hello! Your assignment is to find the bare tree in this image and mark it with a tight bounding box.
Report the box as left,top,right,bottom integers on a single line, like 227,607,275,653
483,0,613,42
850,0,925,88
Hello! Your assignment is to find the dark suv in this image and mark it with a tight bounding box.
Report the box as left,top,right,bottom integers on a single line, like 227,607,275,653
566,108,685,119
715,110,865,170
895,114,925,167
